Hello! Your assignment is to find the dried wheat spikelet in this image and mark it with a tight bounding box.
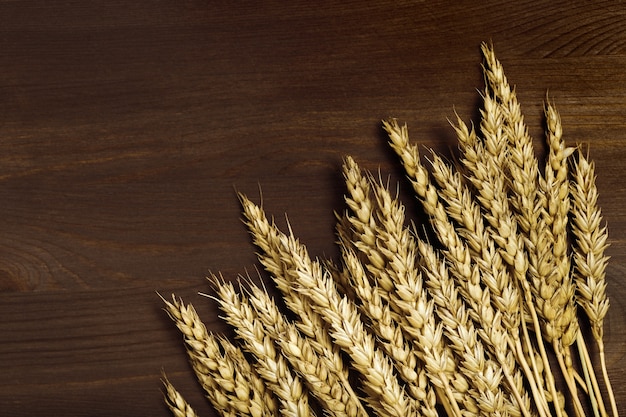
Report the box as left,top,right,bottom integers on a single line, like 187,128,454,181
160,43,618,417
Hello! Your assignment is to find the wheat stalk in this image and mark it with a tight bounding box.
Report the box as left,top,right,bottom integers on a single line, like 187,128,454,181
160,43,618,417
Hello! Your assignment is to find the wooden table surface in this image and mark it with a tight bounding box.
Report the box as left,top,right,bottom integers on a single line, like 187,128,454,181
1,1,626,416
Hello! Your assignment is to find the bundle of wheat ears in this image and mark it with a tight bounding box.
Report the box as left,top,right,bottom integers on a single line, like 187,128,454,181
159,43,618,417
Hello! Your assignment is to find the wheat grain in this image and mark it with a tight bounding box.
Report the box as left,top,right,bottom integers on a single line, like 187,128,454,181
164,294,278,417
481,43,542,257
428,149,520,331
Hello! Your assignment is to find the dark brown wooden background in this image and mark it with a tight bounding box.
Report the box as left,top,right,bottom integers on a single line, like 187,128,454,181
1,1,626,416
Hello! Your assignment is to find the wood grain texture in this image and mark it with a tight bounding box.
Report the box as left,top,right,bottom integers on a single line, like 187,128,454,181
1,1,625,415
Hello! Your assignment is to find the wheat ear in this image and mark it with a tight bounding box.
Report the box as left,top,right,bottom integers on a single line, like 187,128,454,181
209,275,315,417
341,247,439,417
571,149,610,349
216,334,281,417
239,194,343,361
457,91,568,417
427,150,550,417
571,148,617,417
336,156,397,296
480,42,542,248
241,194,417,417
481,45,562,416
243,278,368,417
277,231,416,417
535,102,589,417
162,373,202,417
339,156,465,416
383,118,537,417
161,294,275,417
417,237,523,417
541,101,579,346
482,46,586,417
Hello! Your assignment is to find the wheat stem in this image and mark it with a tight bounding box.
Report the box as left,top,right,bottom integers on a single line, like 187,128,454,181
576,330,604,417
553,339,587,417
598,339,619,417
